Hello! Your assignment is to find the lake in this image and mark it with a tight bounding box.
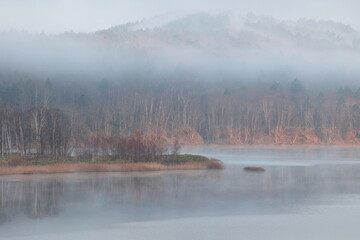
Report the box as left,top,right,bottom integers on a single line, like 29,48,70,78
1,146,360,240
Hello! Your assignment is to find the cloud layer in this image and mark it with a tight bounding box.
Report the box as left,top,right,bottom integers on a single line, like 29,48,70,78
0,12,359,88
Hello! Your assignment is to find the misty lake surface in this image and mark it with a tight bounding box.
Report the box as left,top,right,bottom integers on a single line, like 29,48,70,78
2,146,360,239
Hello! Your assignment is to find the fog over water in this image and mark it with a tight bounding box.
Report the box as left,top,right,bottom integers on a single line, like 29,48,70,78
2,147,360,239
1,1,360,239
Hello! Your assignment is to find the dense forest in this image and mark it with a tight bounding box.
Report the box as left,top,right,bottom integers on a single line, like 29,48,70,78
1,13,360,157
0,75,359,158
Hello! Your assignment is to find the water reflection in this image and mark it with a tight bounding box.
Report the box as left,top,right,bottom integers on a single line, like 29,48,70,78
2,160,360,226
0,171,222,224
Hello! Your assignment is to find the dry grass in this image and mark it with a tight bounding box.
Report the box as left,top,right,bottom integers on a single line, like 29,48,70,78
0,159,224,176
205,158,225,169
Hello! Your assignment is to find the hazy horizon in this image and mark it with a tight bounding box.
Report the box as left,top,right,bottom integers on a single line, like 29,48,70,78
0,0,360,33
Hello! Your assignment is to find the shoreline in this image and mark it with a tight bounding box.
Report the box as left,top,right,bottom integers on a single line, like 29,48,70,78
182,143,360,148
0,159,224,176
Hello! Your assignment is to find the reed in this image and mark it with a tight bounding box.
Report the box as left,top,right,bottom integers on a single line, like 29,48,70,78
0,158,224,175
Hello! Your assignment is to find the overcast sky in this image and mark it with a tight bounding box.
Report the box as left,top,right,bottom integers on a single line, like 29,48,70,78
0,0,359,33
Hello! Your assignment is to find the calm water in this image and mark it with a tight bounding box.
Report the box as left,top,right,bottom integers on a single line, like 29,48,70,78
1,146,360,239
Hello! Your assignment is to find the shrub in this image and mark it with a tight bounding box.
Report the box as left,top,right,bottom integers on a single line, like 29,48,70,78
206,158,224,169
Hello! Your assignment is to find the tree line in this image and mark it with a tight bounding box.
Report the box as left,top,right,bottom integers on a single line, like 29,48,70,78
0,76,360,158
0,106,70,157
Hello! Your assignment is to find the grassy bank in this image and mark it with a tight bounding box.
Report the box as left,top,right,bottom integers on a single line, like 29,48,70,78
0,154,224,175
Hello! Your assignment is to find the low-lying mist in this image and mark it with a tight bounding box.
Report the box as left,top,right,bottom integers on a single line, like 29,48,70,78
1,12,360,87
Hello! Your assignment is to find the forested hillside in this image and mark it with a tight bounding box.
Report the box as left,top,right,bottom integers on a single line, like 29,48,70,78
1,13,360,156
0,76,359,157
